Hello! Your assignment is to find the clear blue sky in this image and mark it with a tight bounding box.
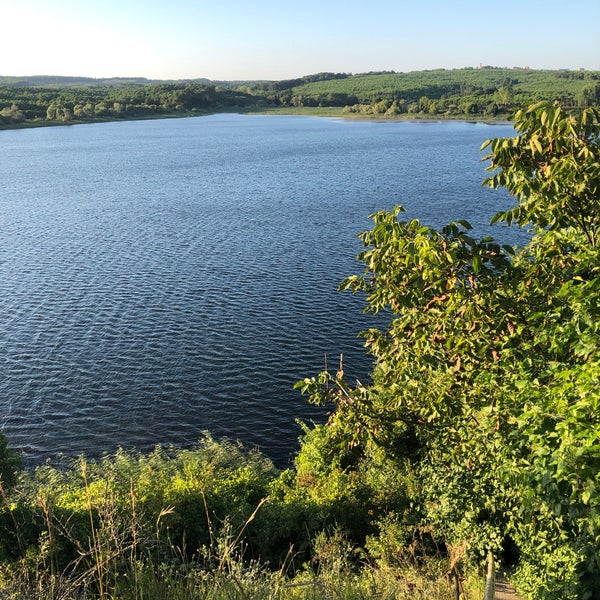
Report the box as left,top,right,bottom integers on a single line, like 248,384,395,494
3,0,599,80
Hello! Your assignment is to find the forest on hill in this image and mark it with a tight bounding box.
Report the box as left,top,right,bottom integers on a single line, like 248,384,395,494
254,67,600,115
1,67,599,127
0,81,252,126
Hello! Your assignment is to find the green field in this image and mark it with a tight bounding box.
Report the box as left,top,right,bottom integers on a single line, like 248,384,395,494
266,68,600,117
287,68,596,102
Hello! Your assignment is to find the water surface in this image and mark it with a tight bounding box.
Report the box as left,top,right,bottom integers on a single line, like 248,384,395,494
0,114,520,466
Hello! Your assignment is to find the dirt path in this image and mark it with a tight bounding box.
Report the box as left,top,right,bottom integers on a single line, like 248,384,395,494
495,576,523,600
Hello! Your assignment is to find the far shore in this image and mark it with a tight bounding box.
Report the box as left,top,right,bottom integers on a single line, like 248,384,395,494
0,105,514,132
245,105,513,124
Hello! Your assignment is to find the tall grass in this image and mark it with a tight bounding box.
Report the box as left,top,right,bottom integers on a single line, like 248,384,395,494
0,437,483,599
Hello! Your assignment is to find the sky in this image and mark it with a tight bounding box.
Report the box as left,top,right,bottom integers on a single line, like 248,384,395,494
2,0,599,81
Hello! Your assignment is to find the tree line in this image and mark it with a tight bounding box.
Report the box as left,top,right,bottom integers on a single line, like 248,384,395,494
0,82,256,125
268,68,600,117
2,68,599,127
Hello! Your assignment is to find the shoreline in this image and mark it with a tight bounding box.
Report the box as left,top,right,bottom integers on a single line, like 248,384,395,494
0,105,514,132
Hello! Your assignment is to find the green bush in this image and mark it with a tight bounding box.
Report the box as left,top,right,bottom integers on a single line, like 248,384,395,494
0,433,22,491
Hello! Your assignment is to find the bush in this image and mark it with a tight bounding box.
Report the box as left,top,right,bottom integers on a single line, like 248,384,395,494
0,433,22,490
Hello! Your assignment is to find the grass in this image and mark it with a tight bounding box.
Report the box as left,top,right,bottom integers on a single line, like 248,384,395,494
0,553,473,599
0,440,487,599
243,106,346,117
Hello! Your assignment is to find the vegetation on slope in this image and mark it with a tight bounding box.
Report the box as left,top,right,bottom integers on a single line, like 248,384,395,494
297,101,600,599
1,68,599,129
0,435,462,599
0,82,258,127
0,101,598,599
274,68,600,116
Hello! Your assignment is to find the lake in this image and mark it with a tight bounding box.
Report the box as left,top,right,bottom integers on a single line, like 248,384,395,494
0,114,522,467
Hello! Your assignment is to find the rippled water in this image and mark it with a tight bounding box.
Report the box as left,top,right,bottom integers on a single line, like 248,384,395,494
0,114,520,467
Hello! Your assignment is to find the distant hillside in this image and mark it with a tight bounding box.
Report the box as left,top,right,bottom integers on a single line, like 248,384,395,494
0,75,167,87
0,72,349,90
1,68,598,128
262,67,600,115
287,68,597,100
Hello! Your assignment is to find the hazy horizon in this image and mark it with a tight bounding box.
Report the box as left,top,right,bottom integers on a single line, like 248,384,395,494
6,64,600,85
2,0,599,81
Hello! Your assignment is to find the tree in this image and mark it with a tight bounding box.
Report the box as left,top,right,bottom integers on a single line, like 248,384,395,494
495,84,514,107
578,83,600,108
0,104,24,123
296,102,600,599
418,95,432,113
483,101,600,245
481,102,600,598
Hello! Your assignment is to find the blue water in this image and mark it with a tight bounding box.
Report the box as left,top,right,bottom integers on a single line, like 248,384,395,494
0,114,520,467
